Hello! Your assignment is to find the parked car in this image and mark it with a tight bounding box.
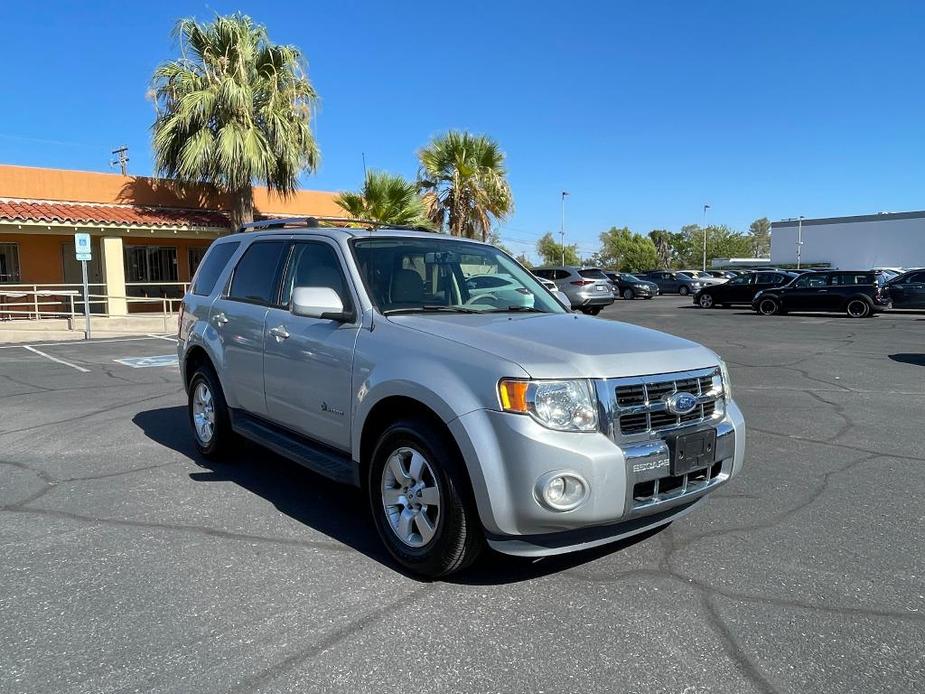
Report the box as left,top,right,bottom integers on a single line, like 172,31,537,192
885,268,925,308
178,220,744,577
605,271,658,300
532,266,615,315
638,270,707,296
694,271,798,308
532,274,559,293
464,273,532,303
706,270,740,280
677,270,727,286
752,270,891,318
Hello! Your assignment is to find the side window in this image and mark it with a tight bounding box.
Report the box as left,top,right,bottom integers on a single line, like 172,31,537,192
191,241,239,296
830,273,872,286
533,270,551,279
755,273,775,284
795,274,827,288
908,272,925,284
553,269,570,280
281,242,353,311
730,276,750,285
228,241,288,305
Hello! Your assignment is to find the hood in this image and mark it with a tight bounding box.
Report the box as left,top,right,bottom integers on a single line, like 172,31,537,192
387,313,719,379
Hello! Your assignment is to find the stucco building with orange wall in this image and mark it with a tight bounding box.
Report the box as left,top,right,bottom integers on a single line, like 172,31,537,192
0,164,342,315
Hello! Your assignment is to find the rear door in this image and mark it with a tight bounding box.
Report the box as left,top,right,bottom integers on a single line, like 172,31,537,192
889,271,925,308
210,239,289,415
752,272,781,300
263,240,360,451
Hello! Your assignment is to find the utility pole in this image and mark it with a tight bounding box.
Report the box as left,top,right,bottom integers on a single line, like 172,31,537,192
560,191,570,265
361,152,368,180
796,215,804,269
111,146,129,175
702,203,711,271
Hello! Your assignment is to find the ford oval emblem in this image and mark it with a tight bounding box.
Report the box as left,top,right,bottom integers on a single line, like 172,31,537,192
666,392,698,415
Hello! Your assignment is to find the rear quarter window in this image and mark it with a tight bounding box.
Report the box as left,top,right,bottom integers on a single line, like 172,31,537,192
191,242,240,296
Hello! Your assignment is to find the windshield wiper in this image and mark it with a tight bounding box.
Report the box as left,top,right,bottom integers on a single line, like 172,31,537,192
383,305,483,315
486,306,546,313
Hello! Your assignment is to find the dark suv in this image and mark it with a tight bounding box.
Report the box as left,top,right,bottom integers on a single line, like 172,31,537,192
694,271,797,308
752,271,891,318
885,269,925,309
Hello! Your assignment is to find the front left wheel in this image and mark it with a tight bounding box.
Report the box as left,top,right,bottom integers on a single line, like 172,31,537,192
623,288,635,300
698,293,714,308
368,419,482,578
679,285,690,296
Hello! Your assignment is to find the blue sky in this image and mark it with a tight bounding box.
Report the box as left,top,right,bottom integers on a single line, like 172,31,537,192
2,1,923,260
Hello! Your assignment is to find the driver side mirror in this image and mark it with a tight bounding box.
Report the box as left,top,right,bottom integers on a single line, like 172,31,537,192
290,286,352,322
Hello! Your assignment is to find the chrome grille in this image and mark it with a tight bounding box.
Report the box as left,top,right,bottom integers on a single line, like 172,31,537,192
608,368,723,439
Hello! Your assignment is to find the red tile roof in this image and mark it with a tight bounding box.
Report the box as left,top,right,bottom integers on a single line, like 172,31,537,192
0,199,230,229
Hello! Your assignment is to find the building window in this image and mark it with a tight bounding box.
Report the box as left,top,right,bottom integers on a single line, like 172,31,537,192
0,243,21,283
124,245,178,283
188,246,209,279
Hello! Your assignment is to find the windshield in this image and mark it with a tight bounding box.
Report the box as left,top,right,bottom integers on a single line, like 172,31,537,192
351,236,567,315
622,274,642,282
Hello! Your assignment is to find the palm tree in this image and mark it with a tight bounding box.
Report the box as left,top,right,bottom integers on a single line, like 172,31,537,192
335,171,432,227
417,131,513,241
150,13,319,229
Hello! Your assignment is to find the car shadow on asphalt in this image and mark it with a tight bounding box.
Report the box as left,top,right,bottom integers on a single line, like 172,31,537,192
888,353,925,367
132,405,658,585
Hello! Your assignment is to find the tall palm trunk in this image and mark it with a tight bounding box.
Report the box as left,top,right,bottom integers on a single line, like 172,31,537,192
229,185,255,230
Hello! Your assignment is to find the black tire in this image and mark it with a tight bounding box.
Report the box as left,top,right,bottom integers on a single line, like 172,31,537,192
188,365,233,458
757,297,780,316
679,285,690,296
368,418,482,578
846,298,871,318
623,288,635,300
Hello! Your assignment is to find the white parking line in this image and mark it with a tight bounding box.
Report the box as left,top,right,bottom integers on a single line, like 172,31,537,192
21,345,90,373
146,333,179,342
0,336,173,350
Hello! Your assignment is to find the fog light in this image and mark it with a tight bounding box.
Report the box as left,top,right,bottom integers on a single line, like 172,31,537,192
536,472,589,511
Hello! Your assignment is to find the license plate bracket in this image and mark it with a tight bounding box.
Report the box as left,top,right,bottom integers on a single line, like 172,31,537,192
668,428,716,476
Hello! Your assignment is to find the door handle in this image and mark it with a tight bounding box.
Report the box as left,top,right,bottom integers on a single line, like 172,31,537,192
213,312,229,326
269,325,290,340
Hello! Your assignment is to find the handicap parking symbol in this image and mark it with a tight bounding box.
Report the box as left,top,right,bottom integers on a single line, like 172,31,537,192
114,355,179,369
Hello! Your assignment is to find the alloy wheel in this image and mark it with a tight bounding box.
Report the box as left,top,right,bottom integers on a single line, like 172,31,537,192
699,294,714,308
759,299,778,316
192,382,215,444
381,447,441,548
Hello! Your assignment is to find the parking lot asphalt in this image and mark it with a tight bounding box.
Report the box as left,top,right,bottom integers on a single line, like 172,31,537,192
1,300,923,694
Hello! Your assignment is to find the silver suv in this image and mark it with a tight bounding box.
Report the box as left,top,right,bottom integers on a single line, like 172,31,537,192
531,266,615,315
178,219,745,577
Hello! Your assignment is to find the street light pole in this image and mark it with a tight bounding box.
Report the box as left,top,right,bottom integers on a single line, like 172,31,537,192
796,215,804,269
560,191,569,265
702,203,711,271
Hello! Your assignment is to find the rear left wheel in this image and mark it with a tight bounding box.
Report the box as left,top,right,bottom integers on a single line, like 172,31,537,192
188,366,232,458
582,306,602,315
846,299,871,318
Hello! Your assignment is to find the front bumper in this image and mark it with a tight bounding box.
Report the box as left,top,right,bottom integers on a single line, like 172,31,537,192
449,400,745,556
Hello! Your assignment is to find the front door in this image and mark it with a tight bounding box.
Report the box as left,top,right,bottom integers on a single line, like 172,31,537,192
210,239,289,416
724,274,756,303
783,273,829,311
263,240,359,451
890,271,925,308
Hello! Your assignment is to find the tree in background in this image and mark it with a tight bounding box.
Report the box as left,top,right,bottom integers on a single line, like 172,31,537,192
748,217,771,257
151,13,319,229
514,253,533,268
676,224,753,267
536,232,580,266
648,229,674,269
417,131,513,241
335,170,431,227
595,227,658,272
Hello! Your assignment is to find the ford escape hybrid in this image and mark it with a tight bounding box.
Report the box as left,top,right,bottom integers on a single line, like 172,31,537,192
178,218,745,577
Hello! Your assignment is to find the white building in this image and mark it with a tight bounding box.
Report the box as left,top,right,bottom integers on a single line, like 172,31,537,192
771,211,925,269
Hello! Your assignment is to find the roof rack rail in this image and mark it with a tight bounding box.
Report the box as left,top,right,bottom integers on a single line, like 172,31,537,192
233,216,434,234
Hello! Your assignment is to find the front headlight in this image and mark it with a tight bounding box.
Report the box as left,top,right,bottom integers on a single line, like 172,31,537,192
634,284,647,289
498,379,599,432
718,359,732,400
